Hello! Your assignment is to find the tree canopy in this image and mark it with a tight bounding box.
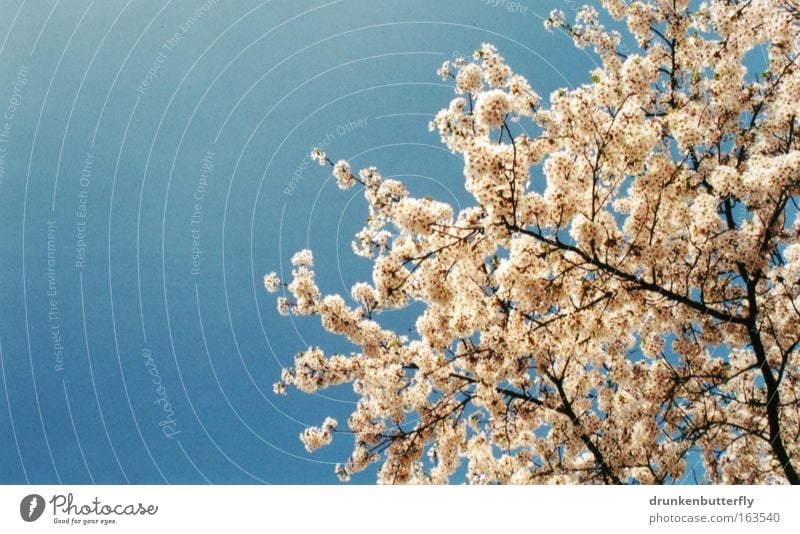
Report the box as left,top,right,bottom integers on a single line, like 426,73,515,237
266,0,800,484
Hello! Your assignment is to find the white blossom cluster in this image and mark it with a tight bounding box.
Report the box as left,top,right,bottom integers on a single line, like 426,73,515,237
300,417,338,452
266,0,800,485
311,147,326,165
332,160,355,190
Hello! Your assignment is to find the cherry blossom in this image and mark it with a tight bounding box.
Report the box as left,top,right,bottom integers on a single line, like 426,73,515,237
267,0,800,484
263,272,281,293
311,147,327,165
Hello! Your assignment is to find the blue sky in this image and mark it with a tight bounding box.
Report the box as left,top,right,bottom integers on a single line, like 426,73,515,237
0,0,620,484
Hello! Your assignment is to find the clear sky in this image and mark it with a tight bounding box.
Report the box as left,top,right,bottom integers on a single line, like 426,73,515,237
0,0,626,484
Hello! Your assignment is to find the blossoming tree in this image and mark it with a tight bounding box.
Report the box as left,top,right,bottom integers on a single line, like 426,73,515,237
265,0,800,484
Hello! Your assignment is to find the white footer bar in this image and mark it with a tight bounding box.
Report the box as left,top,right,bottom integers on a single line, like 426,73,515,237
1,485,797,533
